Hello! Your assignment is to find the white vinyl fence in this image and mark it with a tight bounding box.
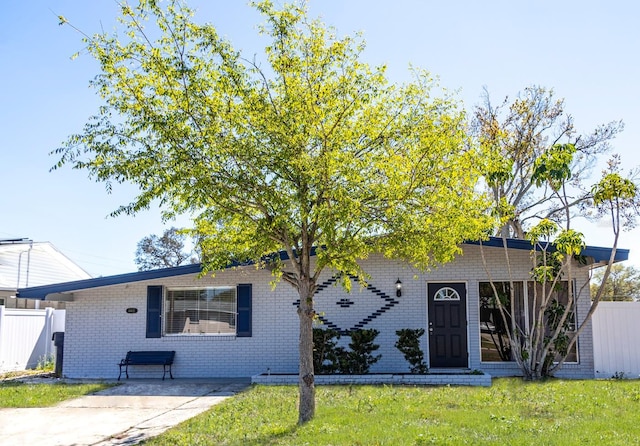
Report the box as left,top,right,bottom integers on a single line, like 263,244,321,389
0,306,65,372
592,302,640,379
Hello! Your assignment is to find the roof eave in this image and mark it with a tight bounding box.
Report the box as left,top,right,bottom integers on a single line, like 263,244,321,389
17,238,629,300
467,237,629,264
17,263,203,300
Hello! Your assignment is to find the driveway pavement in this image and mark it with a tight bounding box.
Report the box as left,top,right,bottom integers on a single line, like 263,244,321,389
0,378,250,446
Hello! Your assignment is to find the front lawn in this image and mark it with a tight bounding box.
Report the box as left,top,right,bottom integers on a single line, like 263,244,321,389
0,381,113,408
144,378,640,445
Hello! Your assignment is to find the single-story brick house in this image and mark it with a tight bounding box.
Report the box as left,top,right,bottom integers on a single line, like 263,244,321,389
16,237,628,381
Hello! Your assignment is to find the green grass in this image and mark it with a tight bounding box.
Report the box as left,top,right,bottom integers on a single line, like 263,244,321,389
0,381,113,408
143,378,640,445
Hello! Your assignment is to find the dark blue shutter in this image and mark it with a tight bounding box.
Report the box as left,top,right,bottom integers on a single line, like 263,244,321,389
146,285,163,338
236,284,252,337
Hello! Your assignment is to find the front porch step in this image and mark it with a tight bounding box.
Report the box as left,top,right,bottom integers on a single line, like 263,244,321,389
428,368,472,374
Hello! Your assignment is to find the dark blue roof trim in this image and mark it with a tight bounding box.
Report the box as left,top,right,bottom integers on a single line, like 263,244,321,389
470,236,629,263
17,248,299,300
17,237,628,300
581,245,629,263
17,263,203,300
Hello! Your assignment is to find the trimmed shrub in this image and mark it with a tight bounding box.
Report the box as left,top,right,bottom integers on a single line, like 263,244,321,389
340,329,381,374
313,328,343,374
395,328,428,373
313,328,382,374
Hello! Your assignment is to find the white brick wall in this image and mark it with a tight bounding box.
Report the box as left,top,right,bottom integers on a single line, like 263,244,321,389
62,244,595,379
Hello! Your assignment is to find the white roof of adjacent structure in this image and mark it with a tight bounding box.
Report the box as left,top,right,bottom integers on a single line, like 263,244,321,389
0,240,92,291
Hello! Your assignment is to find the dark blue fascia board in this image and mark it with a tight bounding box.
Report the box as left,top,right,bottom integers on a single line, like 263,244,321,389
582,245,629,263
468,236,629,263
17,248,297,300
17,238,627,300
17,263,204,300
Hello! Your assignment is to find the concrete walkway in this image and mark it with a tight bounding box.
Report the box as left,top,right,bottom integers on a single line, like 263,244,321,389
0,378,250,446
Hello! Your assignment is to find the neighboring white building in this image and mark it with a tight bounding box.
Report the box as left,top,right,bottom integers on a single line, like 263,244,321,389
0,239,92,309
17,237,628,381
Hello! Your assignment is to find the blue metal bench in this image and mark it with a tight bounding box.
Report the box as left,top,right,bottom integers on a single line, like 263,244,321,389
118,350,175,381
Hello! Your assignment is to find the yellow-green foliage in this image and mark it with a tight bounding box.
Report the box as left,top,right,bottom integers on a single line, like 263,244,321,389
55,0,493,280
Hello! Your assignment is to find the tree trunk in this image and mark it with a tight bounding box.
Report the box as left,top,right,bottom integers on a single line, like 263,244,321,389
297,281,315,424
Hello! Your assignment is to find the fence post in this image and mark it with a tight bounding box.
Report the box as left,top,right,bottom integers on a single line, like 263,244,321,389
44,307,54,358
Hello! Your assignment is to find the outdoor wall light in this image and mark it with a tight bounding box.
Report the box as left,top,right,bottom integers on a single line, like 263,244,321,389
395,278,402,297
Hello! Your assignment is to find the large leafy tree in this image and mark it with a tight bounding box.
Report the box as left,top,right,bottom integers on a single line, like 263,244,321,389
55,0,491,422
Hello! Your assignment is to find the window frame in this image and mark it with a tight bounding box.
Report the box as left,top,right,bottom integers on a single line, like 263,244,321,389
434,287,462,301
478,280,579,364
163,286,238,336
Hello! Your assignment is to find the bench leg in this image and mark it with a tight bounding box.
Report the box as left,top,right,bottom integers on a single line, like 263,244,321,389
160,364,174,380
118,364,129,381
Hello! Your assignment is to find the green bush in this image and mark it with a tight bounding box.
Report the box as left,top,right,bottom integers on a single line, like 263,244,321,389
340,329,381,374
395,328,428,373
313,328,344,374
313,328,382,374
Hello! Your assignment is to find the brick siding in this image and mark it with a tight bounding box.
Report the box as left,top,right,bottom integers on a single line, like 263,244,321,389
62,244,594,379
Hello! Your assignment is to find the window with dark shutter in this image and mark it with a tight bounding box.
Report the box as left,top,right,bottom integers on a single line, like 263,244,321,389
165,287,236,335
151,283,252,337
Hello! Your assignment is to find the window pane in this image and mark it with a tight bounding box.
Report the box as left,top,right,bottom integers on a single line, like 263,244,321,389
165,287,236,335
527,281,578,362
479,281,524,362
434,287,461,300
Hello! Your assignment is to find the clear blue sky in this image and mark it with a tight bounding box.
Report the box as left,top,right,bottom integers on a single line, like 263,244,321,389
1,1,639,277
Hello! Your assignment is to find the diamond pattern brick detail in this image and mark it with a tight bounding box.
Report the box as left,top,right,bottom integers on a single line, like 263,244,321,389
293,275,399,334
